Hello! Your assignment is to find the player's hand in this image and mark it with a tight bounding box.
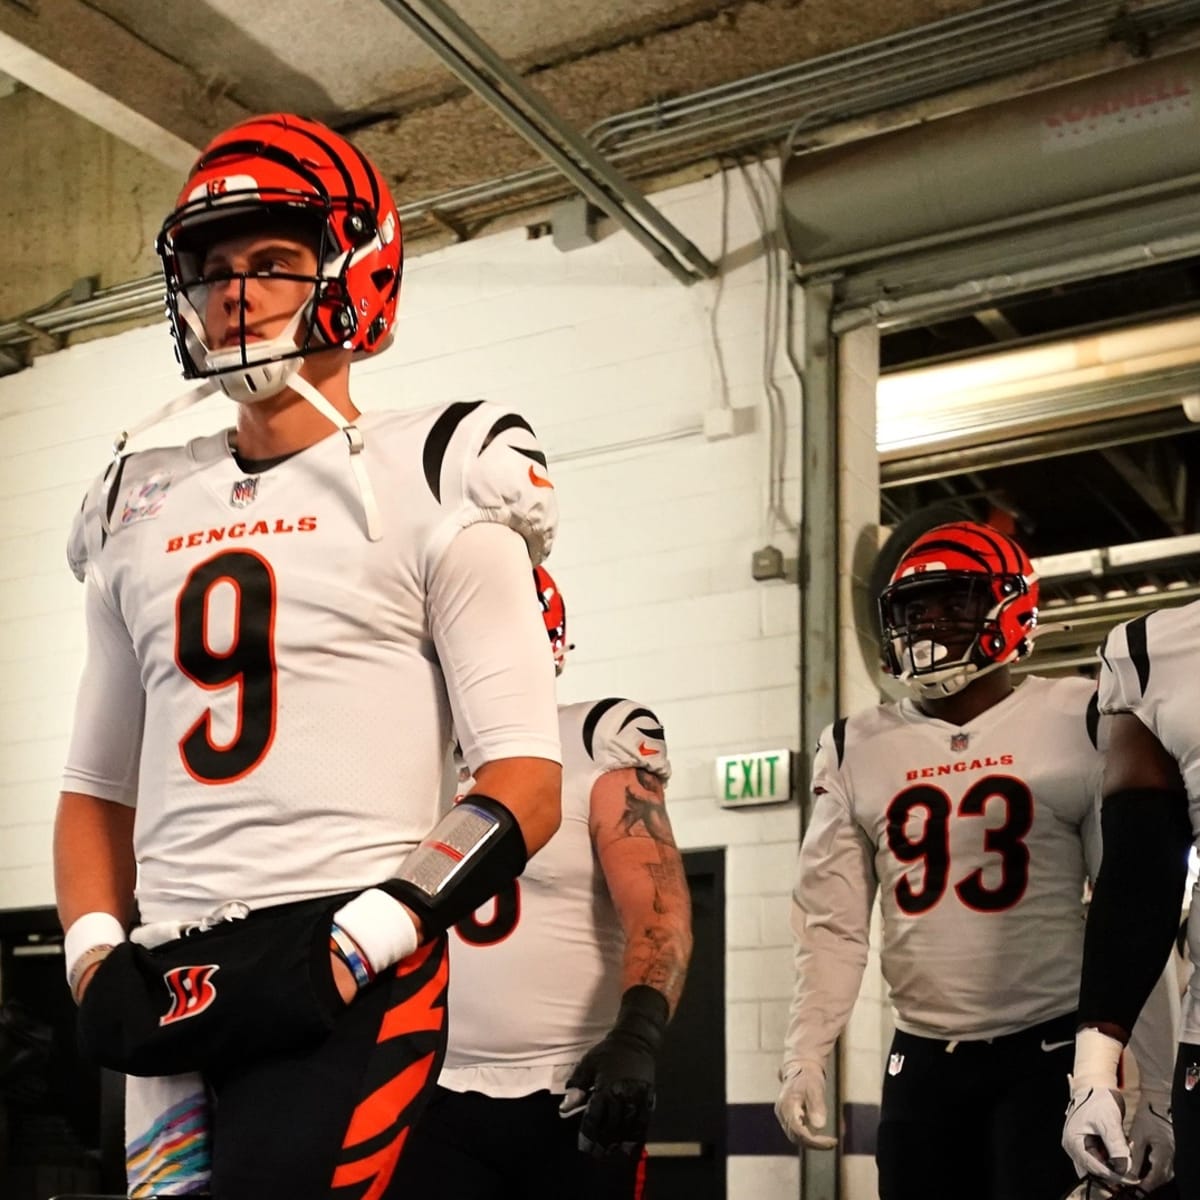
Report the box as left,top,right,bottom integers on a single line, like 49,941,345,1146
775,1061,837,1150
330,952,358,1004
560,1028,656,1158
1063,1084,1136,1186
1127,1088,1174,1191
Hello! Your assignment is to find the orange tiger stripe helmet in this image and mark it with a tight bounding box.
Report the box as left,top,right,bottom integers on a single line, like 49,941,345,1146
156,113,402,402
878,520,1039,698
534,564,569,675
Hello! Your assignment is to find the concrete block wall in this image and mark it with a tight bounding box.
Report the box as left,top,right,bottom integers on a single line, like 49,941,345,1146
0,163,809,1196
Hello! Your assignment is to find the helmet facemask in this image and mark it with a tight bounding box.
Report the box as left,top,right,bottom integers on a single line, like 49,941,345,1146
160,195,378,404
879,570,1033,698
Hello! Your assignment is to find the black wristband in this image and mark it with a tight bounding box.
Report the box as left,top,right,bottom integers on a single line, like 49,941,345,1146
612,985,670,1051
1078,786,1191,1033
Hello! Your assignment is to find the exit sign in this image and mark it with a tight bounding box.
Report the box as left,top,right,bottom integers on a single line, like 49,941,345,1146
716,749,793,807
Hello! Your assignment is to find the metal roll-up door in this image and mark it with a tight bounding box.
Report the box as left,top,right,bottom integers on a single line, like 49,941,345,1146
782,49,1200,331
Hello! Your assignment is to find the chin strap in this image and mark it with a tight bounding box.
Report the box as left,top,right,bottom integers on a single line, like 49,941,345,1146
287,374,382,543
100,381,221,536
98,372,382,543
901,619,1075,699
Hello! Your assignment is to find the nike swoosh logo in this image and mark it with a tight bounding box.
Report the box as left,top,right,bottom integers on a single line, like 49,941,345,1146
1040,1038,1073,1053
638,741,659,756
528,464,554,489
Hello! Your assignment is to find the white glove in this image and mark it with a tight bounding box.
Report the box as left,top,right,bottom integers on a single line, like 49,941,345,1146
1127,1088,1174,1192
1062,1029,1136,1187
1063,1085,1135,1185
774,1060,837,1150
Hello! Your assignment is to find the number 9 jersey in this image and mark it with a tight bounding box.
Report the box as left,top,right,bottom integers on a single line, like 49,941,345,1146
789,675,1103,1063
61,399,560,925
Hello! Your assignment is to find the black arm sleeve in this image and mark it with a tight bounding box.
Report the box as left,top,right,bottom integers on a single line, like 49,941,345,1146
380,795,528,937
1077,786,1191,1035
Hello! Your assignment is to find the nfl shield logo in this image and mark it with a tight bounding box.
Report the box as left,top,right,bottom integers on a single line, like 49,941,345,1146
1187,1065,1199,1091
230,477,259,508
950,732,969,752
887,1053,905,1076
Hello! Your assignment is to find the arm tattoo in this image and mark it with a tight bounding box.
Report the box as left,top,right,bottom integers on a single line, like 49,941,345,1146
613,772,692,1006
619,773,673,844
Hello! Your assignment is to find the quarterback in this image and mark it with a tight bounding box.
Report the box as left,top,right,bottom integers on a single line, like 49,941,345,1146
775,521,1178,1199
53,114,561,1199
400,565,693,1197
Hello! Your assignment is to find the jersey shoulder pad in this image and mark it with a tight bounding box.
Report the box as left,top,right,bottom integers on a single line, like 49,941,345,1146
577,697,670,781
67,462,116,581
1025,675,1103,753
1097,613,1155,715
420,399,556,565
67,439,215,581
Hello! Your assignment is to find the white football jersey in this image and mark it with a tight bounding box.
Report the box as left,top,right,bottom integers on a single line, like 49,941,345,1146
794,675,1101,1049
61,400,560,924
440,697,671,1097
1098,599,1200,1041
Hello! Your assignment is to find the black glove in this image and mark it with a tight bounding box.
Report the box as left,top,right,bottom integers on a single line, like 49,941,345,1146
561,985,669,1158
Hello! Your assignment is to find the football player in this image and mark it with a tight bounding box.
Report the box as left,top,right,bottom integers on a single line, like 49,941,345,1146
1062,599,1199,1196
398,564,693,1198
52,114,562,1200
775,521,1179,1200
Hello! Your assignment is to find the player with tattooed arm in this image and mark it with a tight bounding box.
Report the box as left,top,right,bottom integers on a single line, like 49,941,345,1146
775,522,1178,1200
400,565,693,1198
53,114,561,1199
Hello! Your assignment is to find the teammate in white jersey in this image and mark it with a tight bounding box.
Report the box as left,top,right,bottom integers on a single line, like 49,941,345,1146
399,565,693,1198
775,521,1178,1200
52,114,562,1200
1063,600,1199,1196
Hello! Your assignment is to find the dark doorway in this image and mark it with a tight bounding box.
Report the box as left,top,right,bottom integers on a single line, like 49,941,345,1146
0,906,121,1200
643,847,726,1200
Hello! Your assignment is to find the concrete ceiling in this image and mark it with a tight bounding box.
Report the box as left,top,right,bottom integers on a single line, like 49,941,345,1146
0,0,994,188
4,0,1199,331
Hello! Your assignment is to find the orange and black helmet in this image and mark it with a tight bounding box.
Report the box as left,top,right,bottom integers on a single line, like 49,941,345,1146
878,521,1038,697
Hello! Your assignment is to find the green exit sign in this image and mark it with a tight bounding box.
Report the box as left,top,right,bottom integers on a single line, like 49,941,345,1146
716,749,793,807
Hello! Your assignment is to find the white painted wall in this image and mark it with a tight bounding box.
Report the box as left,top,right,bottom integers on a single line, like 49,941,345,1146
0,164,806,1195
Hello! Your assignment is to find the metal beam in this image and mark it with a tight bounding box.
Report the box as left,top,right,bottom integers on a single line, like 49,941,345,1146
0,0,248,169
377,0,717,286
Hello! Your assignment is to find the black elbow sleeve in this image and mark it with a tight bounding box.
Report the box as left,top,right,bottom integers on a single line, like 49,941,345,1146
380,795,528,938
1078,786,1192,1034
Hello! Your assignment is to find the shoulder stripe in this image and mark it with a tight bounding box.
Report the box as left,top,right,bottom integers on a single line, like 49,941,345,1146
508,444,548,468
100,454,130,549
422,400,485,502
582,698,624,760
480,412,535,454
617,706,661,734
1125,614,1152,696
1085,690,1100,750
832,717,847,768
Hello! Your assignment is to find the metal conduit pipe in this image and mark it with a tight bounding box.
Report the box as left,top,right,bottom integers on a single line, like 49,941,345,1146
378,0,715,285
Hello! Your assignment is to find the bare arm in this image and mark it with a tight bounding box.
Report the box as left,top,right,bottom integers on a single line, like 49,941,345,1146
590,766,692,1014
1103,712,1184,796
474,755,562,858
54,791,137,931
54,791,137,999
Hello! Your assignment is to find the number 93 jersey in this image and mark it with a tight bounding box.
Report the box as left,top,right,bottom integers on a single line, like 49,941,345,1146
61,400,559,924
799,676,1102,1042
1098,598,1200,1041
